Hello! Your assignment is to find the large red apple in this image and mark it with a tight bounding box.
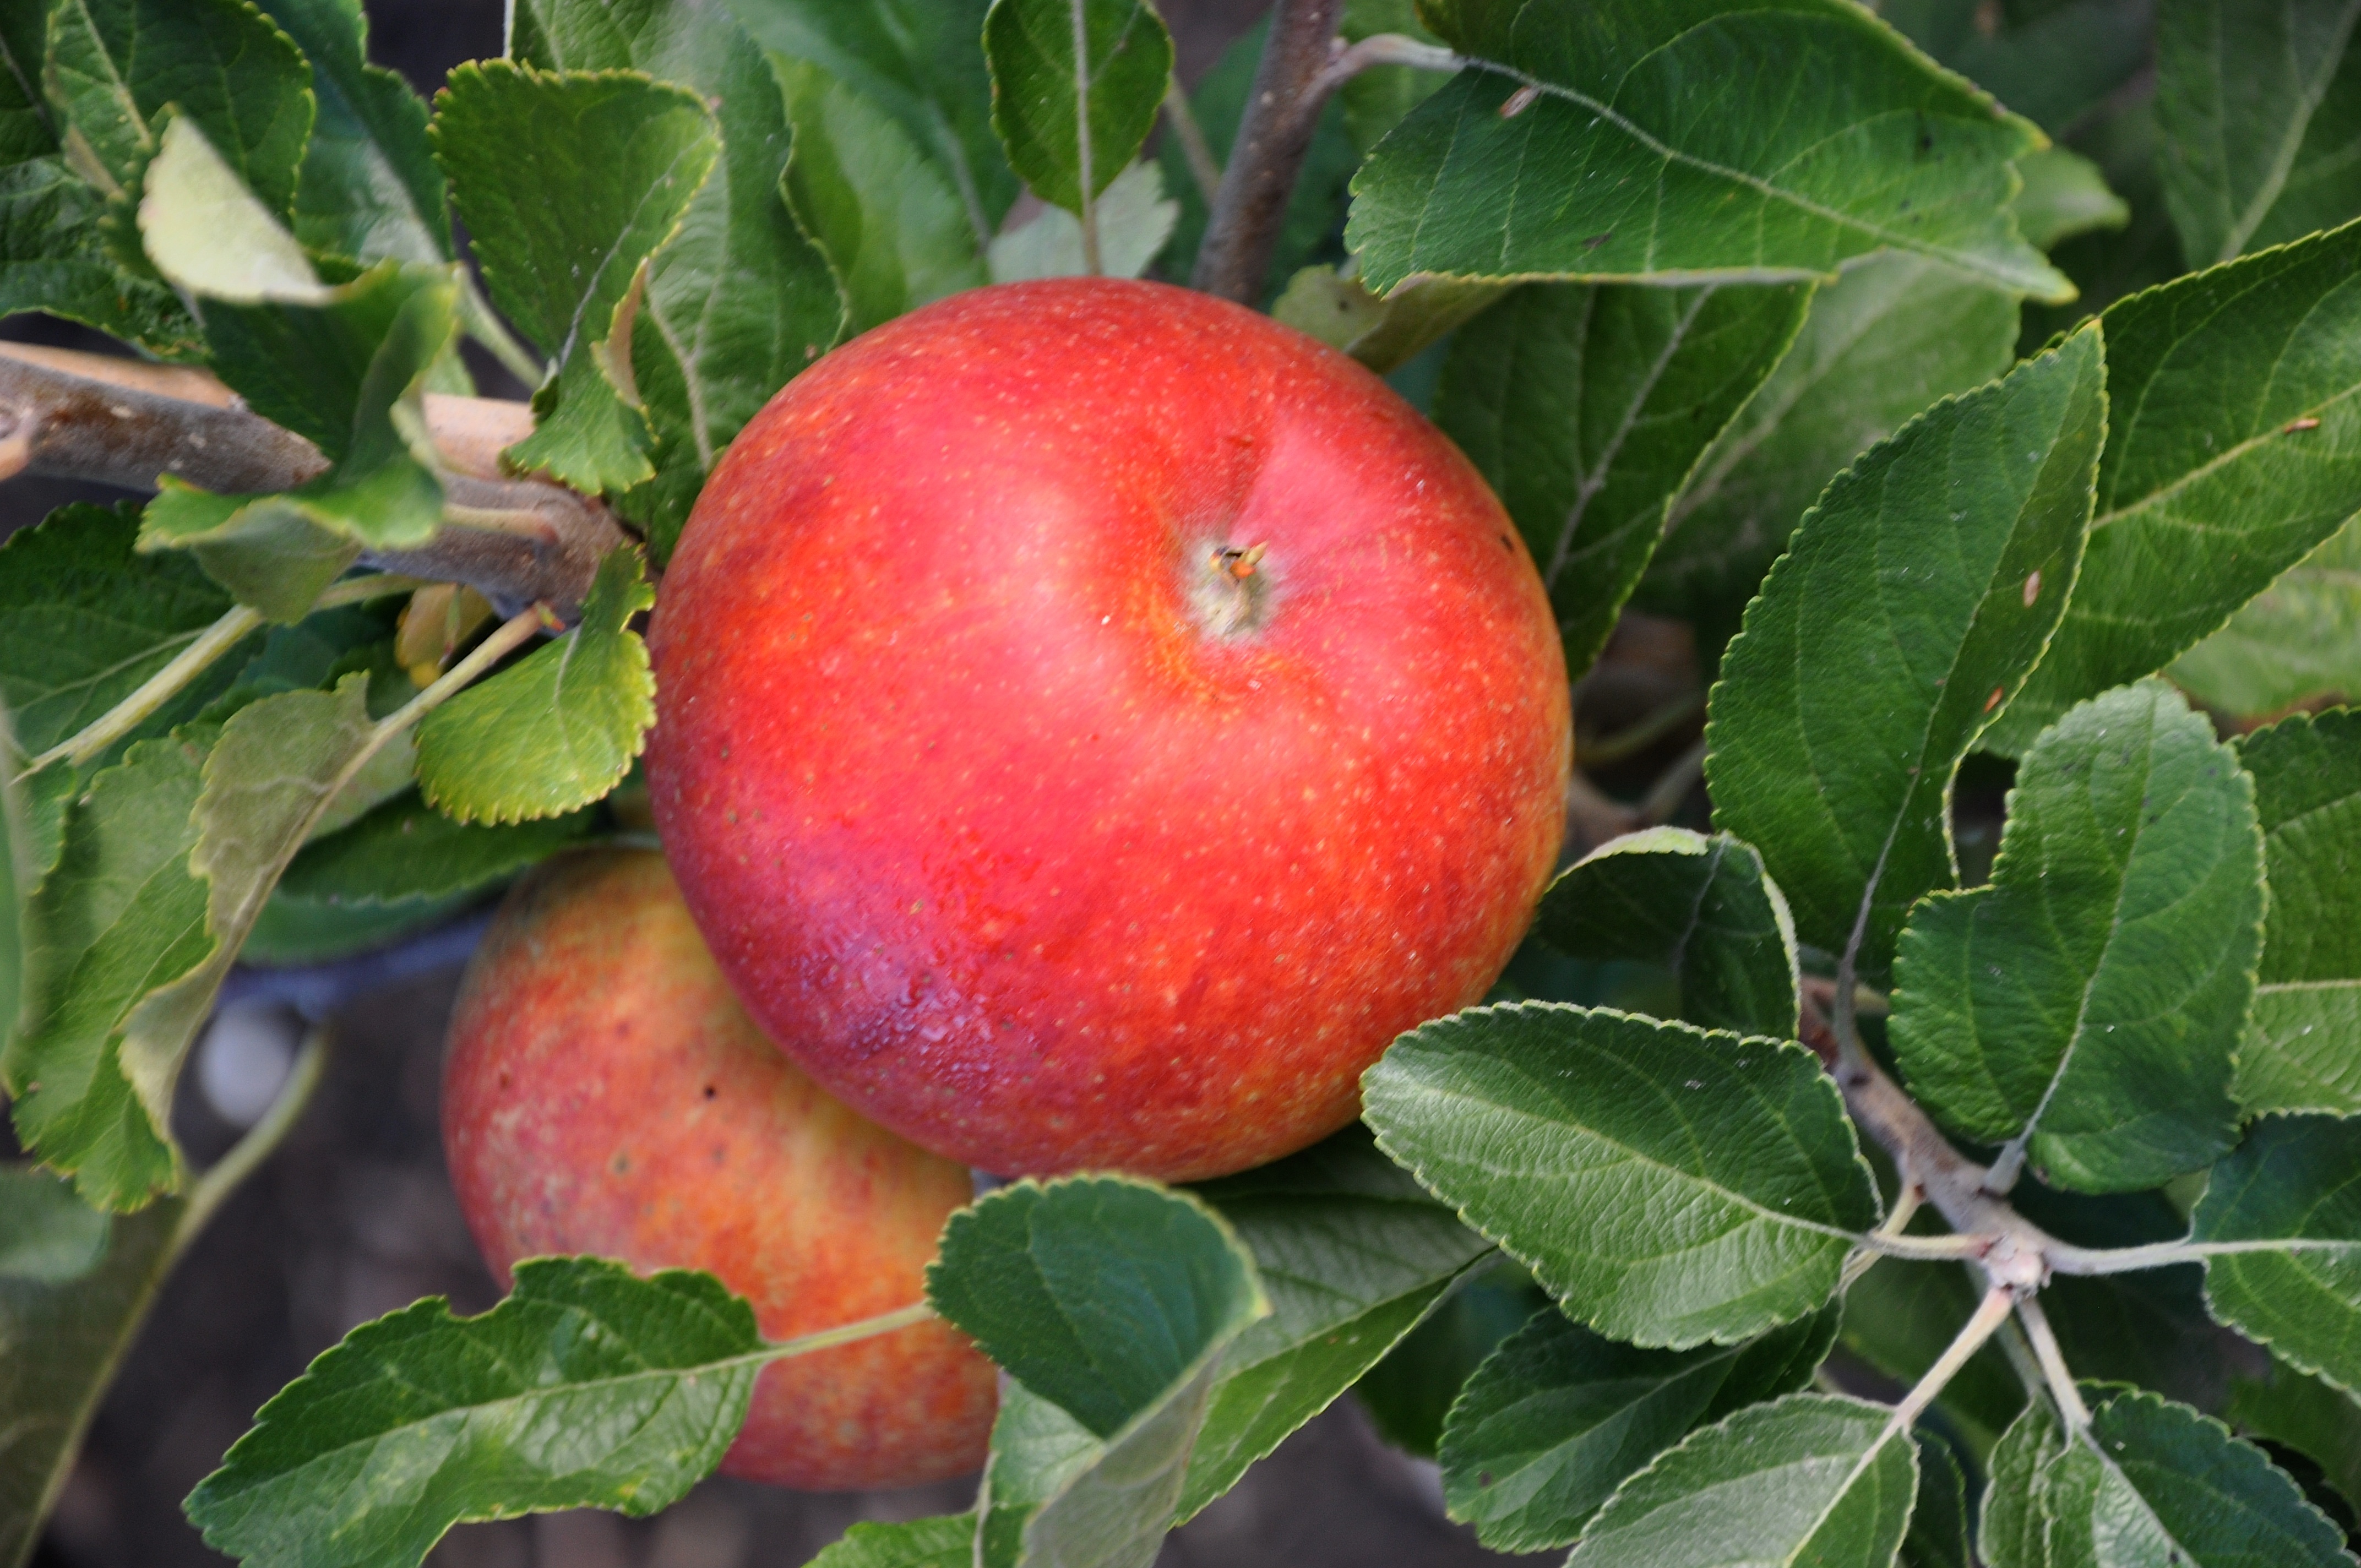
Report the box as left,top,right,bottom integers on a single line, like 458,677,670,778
441,848,996,1490
648,277,1569,1180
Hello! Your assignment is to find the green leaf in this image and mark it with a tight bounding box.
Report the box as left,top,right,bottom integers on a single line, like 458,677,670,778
432,62,720,493
1178,1127,1495,1518
0,1191,183,1566
1561,1392,1917,1568
1155,15,1359,301
1638,252,2021,654
934,1176,1267,1568
257,0,451,265
982,0,1170,217
1890,680,2262,1192
0,155,195,351
1352,1259,1546,1458
246,791,592,964
773,56,988,336
2229,1354,2361,1518
806,1516,976,1568
2156,1,2361,268
507,0,847,563
2176,518,2361,716
1991,220,2361,753
987,157,1175,282
1902,1431,1971,1568
1438,1302,1837,1552
728,0,1019,247
42,0,312,217
1530,827,1800,1039
1344,0,2066,299
1882,0,2153,136
2,733,209,1207
1987,1390,2353,1568
1705,323,2106,982
1433,278,1812,676
183,1256,767,1567
2191,1113,2361,1396
2229,710,2361,1115
2013,145,2131,253
928,1175,1267,1440
414,548,653,824
1363,1003,1879,1348
0,502,248,761
0,1163,110,1282
1270,264,1503,375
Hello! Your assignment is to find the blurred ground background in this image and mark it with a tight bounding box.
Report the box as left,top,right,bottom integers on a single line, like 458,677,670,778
8,1,1545,1562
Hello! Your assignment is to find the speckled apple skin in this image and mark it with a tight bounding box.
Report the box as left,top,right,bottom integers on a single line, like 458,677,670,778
440,849,995,1491
647,277,1571,1181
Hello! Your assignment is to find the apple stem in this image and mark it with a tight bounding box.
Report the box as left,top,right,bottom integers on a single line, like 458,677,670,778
1196,541,1272,637
1190,0,1352,303
0,343,627,620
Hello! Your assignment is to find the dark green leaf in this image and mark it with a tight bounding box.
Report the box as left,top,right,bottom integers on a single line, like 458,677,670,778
1561,1393,1917,1568
2230,1354,2361,1518
246,791,592,963
1902,1431,1972,1568
432,63,719,493
1638,252,2021,654
773,56,988,336
2191,1113,2361,1396
983,0,1171,217
0,1163,110,1282
1987,1390,2353,1568
0,502,247,761
0,1192,182,1566
183,1256,767,1567
939,1176,1267,1568
2176,518,2361,716
1434,278,1811,675
1363,1003,1879,1348
1438,1303,1836,1551
1992,220,2361,752
928,1175,1266,1441
258,0,451,265
1530,827,1799,1039
1352,1260,1546,1460
1345,0,2066,298
729,0,1019,246
414,548,654,824
507,0,847,562
1705,323,2106,982
2156,1,2361,268
1890,680,2261,1191
1179,1128,1495,1517
2230,709,2361,1114
0,155,195,351
1883,0,2153,135
2,733,209,1207
42,0,312,219
806,1516,975,1568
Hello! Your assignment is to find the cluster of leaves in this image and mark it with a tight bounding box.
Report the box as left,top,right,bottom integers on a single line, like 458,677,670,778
3,0,2361,1565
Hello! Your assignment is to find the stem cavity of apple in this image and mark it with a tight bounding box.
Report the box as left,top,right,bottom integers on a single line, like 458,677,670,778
1193,540,1274,639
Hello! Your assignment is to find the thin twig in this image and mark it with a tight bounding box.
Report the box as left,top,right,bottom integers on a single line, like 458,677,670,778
1580,688,1704,767
1162,81,1223,205
1305,32,1460,97
2014,1294,2092,1431
1889,1283,2019,1434
0,346,627,617
1841,1176,1923,1288
1190,0,1351,302
22,573,422,776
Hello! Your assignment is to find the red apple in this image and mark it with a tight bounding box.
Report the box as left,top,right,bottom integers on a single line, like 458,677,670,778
441,848,996,1491
648,277,1570,1180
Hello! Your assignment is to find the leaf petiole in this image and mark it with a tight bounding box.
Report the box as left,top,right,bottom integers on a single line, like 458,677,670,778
1888,1282,2017,1434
